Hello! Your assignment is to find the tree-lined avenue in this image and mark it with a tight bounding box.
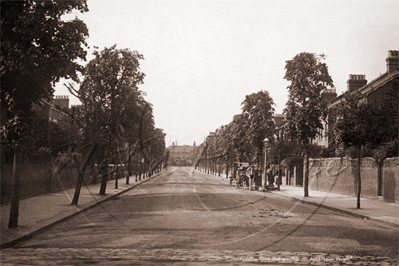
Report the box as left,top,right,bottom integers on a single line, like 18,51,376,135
14,167,397,259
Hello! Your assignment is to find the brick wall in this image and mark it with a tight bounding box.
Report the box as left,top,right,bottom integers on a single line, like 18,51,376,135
1,164,93,204
0,162,139,204
309,157,398,202
382,158,399,202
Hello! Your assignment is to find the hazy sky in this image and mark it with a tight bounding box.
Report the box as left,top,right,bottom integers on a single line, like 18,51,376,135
55,0,399,147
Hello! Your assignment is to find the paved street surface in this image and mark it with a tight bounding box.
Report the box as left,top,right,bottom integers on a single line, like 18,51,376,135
1,167,398,265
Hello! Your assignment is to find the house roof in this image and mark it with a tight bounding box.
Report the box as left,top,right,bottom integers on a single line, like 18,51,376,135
328,70,399,109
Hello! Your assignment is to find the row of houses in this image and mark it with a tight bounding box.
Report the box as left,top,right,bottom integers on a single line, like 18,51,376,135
275,50,398,203
274,50,398,148
317,50,397,147
168,50,398,169
186,50,398,203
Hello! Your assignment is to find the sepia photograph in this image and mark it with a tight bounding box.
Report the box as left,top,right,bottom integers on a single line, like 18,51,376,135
1,0,398,264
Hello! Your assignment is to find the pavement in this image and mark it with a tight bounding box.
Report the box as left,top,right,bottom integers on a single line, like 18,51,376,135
1,168,398,250
1,172,161,249
264,183,399,227
198,169,399,228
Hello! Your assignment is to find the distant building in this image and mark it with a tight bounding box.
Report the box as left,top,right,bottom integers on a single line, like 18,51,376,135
167,145,195,166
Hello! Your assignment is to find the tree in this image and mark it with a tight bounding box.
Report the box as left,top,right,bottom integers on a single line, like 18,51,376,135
241,90,275,167
230,114,251,163
1,0,89,146
214,124,236,178
283,53,334,197
146,128,166,173
68,45,145,196
138,102,155,176
1,0,89,228
119,92,143,181
70,143,97,205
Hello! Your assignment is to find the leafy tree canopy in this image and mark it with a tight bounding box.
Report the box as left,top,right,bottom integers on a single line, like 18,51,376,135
241,90,275,164
283,52,334,145
1,0,89,147
69,45,145,145
241,91,275,139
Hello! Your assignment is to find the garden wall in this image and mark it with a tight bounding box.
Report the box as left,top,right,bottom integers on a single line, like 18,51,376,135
309,157,398,202
1,164,92,204
382,158,399,203
0,163,136,204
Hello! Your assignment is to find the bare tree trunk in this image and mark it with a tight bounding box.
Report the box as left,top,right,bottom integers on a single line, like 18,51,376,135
135,152,138,182
8,147,21,228
139,152,142,180
377,162,382,196
72,143,97,205
126,144,131,184
148,159,151,177
212,160,214,175
99,162,108,195
357,148,362,209
277,152,281,191
212,160,215,175
303,148,309,197
143,160,146,179
115,164,118,189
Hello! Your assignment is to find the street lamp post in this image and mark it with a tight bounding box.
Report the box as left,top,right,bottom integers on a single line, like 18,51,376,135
263,138,269,189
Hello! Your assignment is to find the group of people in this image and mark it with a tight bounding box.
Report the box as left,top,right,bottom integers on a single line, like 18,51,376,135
231,163,281,189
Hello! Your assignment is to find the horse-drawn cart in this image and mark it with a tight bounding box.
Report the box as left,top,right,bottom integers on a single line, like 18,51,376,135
230,162,262,190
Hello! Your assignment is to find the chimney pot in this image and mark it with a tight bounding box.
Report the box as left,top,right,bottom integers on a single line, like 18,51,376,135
386,50,399,74
347,74,367,93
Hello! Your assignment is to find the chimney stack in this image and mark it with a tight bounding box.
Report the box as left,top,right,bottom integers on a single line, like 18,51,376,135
347,74,367,93
322,88,337,104
386,50,399,74
53,95,69,109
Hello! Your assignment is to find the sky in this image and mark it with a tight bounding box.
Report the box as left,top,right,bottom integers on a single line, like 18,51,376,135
55,0,399,147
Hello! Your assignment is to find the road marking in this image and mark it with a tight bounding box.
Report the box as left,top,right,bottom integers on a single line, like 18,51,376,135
188,168,309,248
182,168,211,212
193,187,211,212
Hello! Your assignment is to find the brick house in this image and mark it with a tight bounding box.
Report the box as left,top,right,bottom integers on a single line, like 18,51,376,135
291,50,398,202
314,50,399,148
274,51,398,199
